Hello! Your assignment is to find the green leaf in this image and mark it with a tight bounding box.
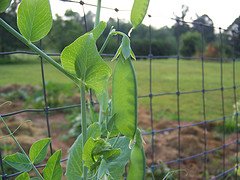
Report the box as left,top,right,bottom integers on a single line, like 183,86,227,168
107,114,119,136
112,56,137,139
3,152,32,172
90,21,107,41
107,137,131,179
121,35,131,60
66,123,101,179
17,0,52,42
43,150,62,180
130,0,150,28
127,129,146,180
112,33,134,61
30,178,41,180
130,50,136,61
16,172,30,180
0,0,11,13
29,138,51,164
82,137,99,169
61,33,111,94
97,159,108,179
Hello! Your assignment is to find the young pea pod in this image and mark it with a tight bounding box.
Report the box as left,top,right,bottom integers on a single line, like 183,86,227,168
127,129,146,180
112,55,137,139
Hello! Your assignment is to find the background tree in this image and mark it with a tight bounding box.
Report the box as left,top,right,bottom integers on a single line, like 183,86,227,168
227,16,240,57
0,0,24,52
172,5,190,39
192,14,215,43
180,31,202,57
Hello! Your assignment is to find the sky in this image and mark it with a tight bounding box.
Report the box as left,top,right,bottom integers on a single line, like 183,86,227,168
50,0,240,29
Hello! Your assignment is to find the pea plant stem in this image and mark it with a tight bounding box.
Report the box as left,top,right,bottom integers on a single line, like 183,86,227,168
99,27,115,54
80,85,88,180
94,0,102,27
0,18,83,86
0,116,44,180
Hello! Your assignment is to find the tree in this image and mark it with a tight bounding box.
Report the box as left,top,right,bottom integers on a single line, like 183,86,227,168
43,10,94,51
180,31,202,57
0,0,25,52
192,14,215,43
172,5,190,38
227,16,240,57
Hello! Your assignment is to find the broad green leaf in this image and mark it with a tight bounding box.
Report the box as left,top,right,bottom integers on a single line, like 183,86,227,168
61,33,111,94
0,0,11,13
112,56,137,139
83,138,120,170
43,150,62,180
29,138,51,164
107,137,131,179
130,0,150,28
16,172,30,180
127,129,146,180
90,21,107,41
97,159,108,179
82,137,99,169
17,0,52,42
3,152,32,172
100,148,121,162
66,123,101,179
30,178,41,180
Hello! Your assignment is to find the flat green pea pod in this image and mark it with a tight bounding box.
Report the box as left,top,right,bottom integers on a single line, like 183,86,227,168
112,55,137,139
127,129,146,180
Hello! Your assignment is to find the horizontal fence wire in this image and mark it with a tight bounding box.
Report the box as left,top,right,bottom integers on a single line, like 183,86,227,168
1,0,240,179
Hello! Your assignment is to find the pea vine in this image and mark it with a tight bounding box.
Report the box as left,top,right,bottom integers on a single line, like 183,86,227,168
0,0,150,179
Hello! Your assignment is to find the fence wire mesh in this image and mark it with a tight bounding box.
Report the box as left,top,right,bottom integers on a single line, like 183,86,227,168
0,0,240,179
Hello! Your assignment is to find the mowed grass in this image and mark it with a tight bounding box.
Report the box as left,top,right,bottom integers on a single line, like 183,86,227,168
0,56,240,122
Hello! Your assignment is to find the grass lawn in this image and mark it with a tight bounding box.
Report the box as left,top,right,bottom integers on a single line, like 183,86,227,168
0,56,240,122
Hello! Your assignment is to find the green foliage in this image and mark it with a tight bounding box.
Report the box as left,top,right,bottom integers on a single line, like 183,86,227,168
112,56,137,139
180,31,202,57
43,150,62,180
82,137,121,170
0,0,149,179
3,152,32,172
29,138,51,164
66,123,101,179
0,0,11,13
61,30,111,93
105,137,131,179
131,0,150,28
17,0,52,42
16,172,30,180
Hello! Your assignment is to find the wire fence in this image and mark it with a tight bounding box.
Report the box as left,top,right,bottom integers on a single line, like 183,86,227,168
0,0,240,179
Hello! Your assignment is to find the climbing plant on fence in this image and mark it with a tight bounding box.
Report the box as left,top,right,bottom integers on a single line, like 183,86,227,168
0,0,150,179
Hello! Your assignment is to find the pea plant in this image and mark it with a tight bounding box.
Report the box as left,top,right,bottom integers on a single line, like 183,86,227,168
0,0,150,179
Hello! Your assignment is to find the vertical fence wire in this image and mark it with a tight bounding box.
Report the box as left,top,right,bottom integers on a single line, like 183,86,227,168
148,16,155,173
232,30,239,178
1,1,240,179
200,24,208,180
80,1,88,32
219,28,226,177
39,40,53,155
176,20,181,180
